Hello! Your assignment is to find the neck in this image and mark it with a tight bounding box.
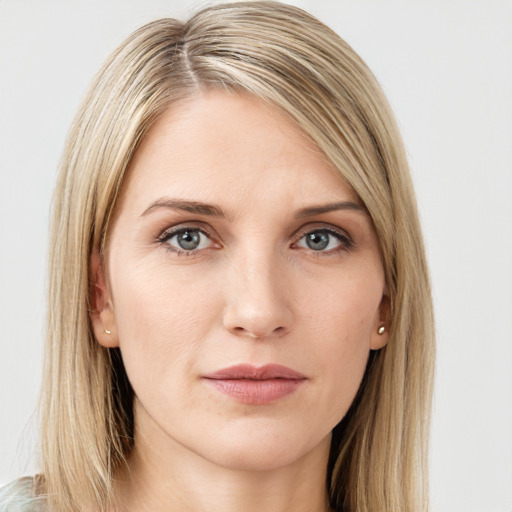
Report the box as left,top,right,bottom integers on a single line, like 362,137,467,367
112,408,333,512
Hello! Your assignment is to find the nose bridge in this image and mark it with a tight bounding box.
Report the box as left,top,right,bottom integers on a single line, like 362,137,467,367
223,240,292,339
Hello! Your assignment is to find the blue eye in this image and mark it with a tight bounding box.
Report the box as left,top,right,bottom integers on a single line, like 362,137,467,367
161,228,213,252
296,229,349,252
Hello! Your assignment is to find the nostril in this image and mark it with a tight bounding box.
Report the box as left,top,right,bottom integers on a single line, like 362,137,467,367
230,324,286,339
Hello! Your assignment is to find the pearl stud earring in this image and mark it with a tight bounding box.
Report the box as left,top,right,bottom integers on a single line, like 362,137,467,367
105,329,111,335
377,326,385,335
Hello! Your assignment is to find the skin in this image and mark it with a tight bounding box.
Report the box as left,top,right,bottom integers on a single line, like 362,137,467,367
91,90,388,512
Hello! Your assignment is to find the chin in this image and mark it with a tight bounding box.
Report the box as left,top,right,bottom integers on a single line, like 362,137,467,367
199,425,330,473
209,444,301,472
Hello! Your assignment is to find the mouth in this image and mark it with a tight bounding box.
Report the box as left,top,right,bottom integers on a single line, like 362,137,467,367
202,364,307,405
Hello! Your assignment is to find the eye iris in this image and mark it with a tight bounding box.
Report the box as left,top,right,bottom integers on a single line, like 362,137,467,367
306,231,329,250
177,230,200,250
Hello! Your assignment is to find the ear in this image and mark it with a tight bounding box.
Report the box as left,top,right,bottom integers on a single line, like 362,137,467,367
370,292,390,350
90,249,119,348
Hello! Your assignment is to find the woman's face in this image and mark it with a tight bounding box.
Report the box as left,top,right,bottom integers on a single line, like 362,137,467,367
92,90,388,471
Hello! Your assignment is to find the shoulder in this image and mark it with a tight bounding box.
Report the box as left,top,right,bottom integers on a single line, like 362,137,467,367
0,477,47,512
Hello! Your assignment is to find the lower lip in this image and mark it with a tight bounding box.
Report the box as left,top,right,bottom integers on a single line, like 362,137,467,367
204,378,305,405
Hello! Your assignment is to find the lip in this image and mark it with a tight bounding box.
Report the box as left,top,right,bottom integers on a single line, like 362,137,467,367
203,364,307,405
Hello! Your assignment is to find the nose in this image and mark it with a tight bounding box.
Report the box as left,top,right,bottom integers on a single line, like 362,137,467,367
222,250,293,340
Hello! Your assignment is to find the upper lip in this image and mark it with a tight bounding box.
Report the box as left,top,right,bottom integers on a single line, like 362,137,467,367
203,364,306,380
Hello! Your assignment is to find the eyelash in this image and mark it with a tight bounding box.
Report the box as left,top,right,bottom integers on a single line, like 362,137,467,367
157,226,217,257
293,227,354,256
157,225,354,257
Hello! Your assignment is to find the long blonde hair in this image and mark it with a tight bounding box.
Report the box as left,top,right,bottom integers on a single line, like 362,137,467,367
41,2,435,511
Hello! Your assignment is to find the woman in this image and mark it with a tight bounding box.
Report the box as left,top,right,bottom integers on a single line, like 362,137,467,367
0,1,434,511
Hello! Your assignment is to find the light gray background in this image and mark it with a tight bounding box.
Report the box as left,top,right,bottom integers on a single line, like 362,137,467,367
1,1,511,511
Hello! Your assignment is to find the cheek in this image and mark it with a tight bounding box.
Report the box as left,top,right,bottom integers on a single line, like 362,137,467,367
304,266,382,346
301,268,382,422
109,260,222,391
311,327,371,434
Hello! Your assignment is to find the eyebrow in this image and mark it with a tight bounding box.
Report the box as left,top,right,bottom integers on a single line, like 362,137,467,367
141,198,226,218
294,201,367,218
140,198,366,219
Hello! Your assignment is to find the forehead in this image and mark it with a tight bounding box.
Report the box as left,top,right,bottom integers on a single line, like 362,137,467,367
119,90,358,216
